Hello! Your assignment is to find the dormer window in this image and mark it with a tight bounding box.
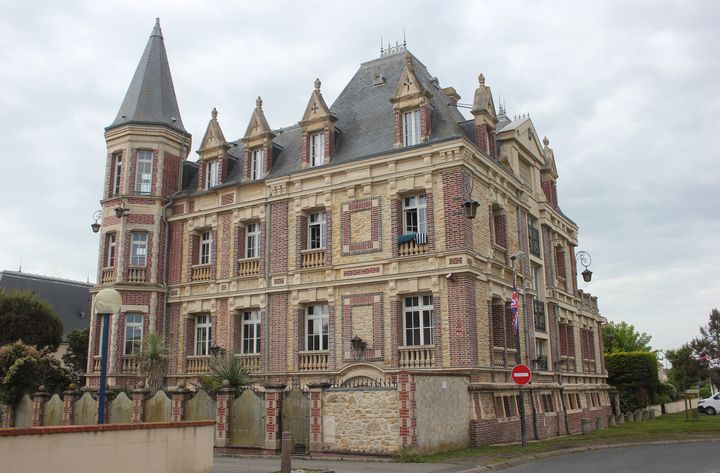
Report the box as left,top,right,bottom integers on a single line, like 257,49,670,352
250,148,265,180
403,109,421,146
310,132,325,167
205,160,219,189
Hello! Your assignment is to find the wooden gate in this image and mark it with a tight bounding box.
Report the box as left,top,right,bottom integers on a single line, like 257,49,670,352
282,388,310,453
229,389,265,447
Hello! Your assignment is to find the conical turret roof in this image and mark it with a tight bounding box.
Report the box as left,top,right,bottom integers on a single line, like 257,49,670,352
107,18,187,134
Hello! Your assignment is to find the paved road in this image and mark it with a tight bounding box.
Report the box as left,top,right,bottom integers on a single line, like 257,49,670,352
214,456,467,473
499,441,720,473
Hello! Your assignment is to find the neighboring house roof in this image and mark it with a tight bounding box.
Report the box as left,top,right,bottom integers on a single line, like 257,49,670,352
0,271,92,340
106,18,188,135
180,49,476,193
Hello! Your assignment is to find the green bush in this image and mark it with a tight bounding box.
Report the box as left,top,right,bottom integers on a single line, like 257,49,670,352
0,341,71,405
0,290,63,350
606,351,659,412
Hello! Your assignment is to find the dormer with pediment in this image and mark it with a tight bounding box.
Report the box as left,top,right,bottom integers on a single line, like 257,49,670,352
541,136,560,208
298,78,337,168
241,97,276,180
390,53,432,148
196,108,230,191
471,73,498,160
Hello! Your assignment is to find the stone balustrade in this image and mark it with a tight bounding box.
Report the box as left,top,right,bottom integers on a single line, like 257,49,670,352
398,240,428,256
298,351,329,371
186,355,210,373
92,356,102,373
398,345,435,368
100,267,115,284
234,354,262,372
127,267,146,283
237,258,260,276
301,249,326,268
191,264,212,281
122,356,139,374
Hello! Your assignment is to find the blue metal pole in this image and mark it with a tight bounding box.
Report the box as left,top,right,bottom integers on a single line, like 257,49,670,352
98,313,110,424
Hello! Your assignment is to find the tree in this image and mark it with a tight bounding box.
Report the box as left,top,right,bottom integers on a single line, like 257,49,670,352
0,290,63,350
136,332,169,392
0,341,72,405
603,320,652,354
62,328,89,385
690,308,720,368
665,344,708,393
606,351,659,411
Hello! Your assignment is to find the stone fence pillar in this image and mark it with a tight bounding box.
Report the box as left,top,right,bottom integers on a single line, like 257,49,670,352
308,382,331,453
62,384,80,425
1,403,13,428
264,383,286,452
131,382,149,423
171,382,191,423
215,381,234,447
32,387,51,426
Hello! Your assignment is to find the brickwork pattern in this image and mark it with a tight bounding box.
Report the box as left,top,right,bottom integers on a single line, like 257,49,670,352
268,293,288,372
442,169,473,250
340,197,382,255
447,275,478,367
341,293,384,362
270,201,288,273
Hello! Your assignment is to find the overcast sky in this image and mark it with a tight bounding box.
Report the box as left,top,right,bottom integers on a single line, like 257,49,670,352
0,0,717,354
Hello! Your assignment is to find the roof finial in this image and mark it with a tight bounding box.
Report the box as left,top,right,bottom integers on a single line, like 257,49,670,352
314,78,321,92
543,136,550,147
478,73,485,86
151,17,163,38
380,34,384,55
256,96,263,110
403,28,407,47
211,107,218,119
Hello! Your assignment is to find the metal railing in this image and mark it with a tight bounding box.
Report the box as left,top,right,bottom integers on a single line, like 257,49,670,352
533,300,546,332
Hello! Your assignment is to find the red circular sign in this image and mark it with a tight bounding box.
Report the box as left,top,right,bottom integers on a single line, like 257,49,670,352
511,364,532,385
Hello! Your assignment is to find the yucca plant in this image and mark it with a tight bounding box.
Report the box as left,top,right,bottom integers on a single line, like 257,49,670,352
198,352,257,396
136,332,169,392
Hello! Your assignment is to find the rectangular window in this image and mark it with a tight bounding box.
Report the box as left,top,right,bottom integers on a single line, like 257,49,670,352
124,313,143,355
492,208,507,248
402,194,427,235
496,395,519,418
541,393,555,413
528,219,541,257
403,295,434,346
308,212,327,249
306,304,329,351
250,148,264,180
105,233,117,267
310,132,325,167
402,109,421,146
195,314,212,356
205,160,219,189
242,310,260,354
112,153,122,196
200,231,212,265
130,233,148,267
245,223,259,259
134,150,153,195
555,247,566,280
533,299,546,332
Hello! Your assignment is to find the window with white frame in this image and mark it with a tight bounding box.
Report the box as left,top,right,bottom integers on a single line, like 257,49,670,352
402,109,421,146
245,223,259,259
250,148,264,180
105,233,117,267
403,194,427,235
199,231,212,265
241,310,260,354
310,132,325,167
130,232,148,266
124,313,143,355
135,150,153,194
195,314,212,356
306,304,329,351
112,153,122,196
205,160,219,189
403,295,434,346
308,212,327,249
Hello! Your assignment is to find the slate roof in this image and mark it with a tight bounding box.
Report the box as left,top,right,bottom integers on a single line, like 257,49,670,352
106,19,188,135
0,271,92,340
180,49,476,193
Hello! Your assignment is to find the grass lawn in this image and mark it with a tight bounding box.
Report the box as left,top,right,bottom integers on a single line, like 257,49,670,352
412,412,720,465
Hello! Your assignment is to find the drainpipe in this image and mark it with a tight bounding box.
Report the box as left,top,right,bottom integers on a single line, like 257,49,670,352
263,200,272,384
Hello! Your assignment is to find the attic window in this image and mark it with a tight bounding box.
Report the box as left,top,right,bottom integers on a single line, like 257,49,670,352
373,74,385,86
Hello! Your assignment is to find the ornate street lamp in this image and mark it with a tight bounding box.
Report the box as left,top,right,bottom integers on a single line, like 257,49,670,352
91,210,102,233
114,206,130,219
576,251,593,282
461,199,480,219
209,344,225,357
350,335,367,360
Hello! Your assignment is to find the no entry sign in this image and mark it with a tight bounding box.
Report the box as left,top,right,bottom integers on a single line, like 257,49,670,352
511,364,532,385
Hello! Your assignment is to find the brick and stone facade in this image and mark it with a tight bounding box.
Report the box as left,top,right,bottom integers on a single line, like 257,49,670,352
88,21,608,451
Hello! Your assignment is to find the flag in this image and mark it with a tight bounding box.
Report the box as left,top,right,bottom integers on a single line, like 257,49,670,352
511,284,519,333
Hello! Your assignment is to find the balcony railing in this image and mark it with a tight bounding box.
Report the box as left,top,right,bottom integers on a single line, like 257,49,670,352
398,240,428,256
298,351,329,371
186,355,211,374
534,355,548,371
92,355,102,373
301,249,326,269
582,358,597,373
127,267,146,283
533,300,546,332
528,225,541,257
398,345,435,368
235,353,262,372
122,355,139,374
101,267,116,284
191,264,212,282
561,355,576,372
237,258,260,276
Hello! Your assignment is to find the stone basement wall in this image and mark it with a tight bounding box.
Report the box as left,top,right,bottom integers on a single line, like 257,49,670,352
414,375,470,453
321,388,400,454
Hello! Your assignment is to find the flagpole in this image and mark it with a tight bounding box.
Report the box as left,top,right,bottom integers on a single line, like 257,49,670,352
510,252,527,447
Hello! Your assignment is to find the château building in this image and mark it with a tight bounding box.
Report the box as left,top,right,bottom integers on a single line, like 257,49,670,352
88,19,609,449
